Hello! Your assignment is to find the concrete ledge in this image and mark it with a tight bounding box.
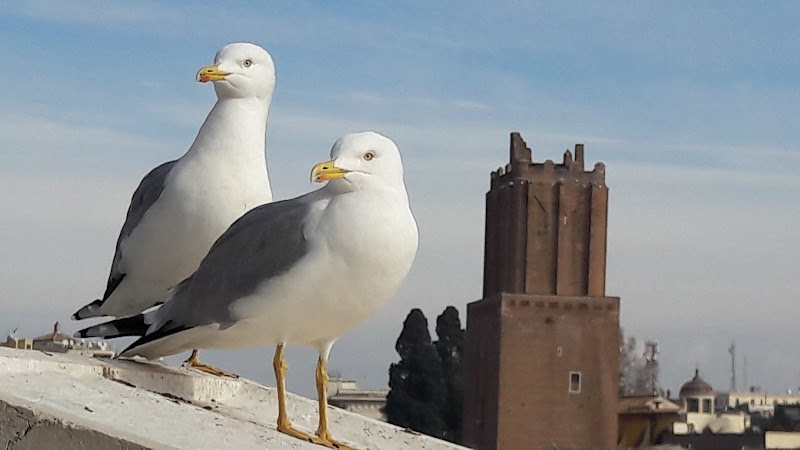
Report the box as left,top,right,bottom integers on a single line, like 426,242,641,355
0,399,148,450
0,347,466,449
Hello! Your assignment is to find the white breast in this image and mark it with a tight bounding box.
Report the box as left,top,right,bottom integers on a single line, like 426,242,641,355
217,188,418,350
115,153,271,311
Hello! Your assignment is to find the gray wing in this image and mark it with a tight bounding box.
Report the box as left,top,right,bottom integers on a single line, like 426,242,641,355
153,195,313,331
101,160,178,301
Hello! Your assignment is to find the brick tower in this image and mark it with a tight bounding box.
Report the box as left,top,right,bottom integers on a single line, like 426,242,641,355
462,132,620,450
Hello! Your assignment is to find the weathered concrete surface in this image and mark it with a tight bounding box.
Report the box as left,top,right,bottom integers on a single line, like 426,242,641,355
0,347,466,450
0,399,148,449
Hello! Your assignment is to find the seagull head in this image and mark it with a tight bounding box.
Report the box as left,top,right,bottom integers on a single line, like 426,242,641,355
311,131,406,191
196,42,276,101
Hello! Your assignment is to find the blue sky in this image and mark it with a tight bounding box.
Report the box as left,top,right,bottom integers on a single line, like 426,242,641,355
1,1,798,397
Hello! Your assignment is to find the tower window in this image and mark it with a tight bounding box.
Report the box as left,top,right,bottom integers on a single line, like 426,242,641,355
569,371,581,393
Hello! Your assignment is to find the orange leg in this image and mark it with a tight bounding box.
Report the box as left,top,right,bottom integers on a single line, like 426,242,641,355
273,345,331,447
315,358,354,449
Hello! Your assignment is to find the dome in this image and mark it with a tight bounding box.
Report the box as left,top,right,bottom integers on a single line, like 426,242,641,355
679,369,714,397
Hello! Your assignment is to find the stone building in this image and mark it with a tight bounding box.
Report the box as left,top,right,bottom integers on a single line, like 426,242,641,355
4,329,32,350
671,369,749,435
463,133,620,449
31,321,75,353
5,322,115,357
724,389,800,412
327,377,388,421
618,395,681,447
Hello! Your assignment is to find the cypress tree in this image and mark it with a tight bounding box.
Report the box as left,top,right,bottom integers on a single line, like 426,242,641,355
434,306,465,443
384,308,446,438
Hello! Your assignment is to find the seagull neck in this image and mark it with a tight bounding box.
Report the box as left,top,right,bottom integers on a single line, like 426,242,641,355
189,97,271,162
324,180,410,205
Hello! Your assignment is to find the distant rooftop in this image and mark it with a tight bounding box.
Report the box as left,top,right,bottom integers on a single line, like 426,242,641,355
31,321,70,342
680,369,715,398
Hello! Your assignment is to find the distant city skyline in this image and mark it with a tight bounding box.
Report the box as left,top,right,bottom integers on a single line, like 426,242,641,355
0,1,798,398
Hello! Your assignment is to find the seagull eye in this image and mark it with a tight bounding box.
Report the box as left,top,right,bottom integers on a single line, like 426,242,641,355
363,151,375,161
243,59,253,67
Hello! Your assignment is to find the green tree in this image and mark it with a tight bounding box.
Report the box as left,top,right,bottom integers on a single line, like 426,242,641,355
434,306,464,443
384,308,446,438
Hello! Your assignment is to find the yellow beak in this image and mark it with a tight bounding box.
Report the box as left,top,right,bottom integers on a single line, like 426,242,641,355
311,160,349,183
196,65,230,83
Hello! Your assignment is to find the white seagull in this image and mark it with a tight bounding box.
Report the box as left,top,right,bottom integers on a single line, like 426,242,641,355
71,42,277,375
77,131,419,449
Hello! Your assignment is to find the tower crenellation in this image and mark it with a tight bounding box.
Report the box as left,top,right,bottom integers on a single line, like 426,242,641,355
490,142,606,191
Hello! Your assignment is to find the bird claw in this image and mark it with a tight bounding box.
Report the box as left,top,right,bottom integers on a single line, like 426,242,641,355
277,422,332,447
182,352,239,378
185,363,239,378
317,430,355,449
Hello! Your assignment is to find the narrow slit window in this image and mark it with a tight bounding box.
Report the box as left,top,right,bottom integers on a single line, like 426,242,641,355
569,371,581,393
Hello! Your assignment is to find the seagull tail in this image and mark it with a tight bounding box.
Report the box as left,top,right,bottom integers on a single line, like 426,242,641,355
119,321,193,360
73,314,147,340
71,299,106,320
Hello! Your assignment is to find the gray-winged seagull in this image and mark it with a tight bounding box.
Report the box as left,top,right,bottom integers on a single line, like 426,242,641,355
77,131,419,449
71,42,277,376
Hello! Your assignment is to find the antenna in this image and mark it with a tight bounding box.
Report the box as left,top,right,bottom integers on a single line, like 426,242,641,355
644,340,659,395
729,342,736,392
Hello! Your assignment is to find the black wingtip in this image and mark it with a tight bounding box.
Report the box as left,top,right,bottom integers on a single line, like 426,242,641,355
71,299,105,321
73,328,89,339
119,320,188,358
74,314,148,340
74,322,118,339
